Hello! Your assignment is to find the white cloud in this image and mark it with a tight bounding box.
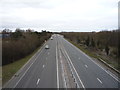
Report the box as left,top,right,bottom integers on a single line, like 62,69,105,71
0,0,119,32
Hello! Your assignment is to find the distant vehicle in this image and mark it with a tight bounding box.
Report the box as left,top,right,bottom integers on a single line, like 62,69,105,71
50,37,53,40
45,45,49,49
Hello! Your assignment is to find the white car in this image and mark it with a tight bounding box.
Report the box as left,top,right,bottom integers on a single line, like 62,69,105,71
45,45,49,49
51,37,53,40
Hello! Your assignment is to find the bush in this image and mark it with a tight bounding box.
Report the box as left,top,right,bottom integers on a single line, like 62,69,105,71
2,29,52,65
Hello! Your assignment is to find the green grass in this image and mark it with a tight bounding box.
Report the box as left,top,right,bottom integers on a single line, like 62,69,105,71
68,39,99,59
67,39,119,71
2,46,41,85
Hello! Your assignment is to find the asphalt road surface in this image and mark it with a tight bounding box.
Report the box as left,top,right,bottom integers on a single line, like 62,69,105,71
3,34,120,89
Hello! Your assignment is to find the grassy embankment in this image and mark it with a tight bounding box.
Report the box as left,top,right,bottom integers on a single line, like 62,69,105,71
2,46,41,85
67,39,119,72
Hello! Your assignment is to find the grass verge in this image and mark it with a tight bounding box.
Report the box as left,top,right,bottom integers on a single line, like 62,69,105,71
67,39,119,72
68,39,99,59
2,46,41,85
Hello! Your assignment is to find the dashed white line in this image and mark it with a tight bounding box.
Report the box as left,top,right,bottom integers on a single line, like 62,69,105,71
79,57,80,60
37,78,40,85
85,65,88,68
97,78,102,84
64,39,120,82
13,42,48,88
14,58,36,88
62,45,85,89
43,65,45,68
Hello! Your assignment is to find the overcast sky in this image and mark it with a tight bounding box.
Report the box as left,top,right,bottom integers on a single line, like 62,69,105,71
0,0,119,32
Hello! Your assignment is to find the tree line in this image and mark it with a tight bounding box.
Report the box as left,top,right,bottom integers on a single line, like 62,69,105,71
61,29,120,58
2,28,52,65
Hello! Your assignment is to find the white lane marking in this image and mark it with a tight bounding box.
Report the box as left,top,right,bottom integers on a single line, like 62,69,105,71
85,65,88,68
59,50,67,88
56,45,59,88
14,61,34,88
97,78,102,84
37,78,40,85
64,38,120,82
79,57,80,60
7,42,44,84
43,65,45,68
62,45,85,89
61,57,67,88
14,47,45,88
88,58,120,82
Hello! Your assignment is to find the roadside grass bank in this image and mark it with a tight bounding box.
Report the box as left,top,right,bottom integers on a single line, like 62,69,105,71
66,39,120,73
2,45,42,85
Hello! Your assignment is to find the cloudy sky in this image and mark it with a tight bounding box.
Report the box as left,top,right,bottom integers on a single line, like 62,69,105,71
0,0,119,32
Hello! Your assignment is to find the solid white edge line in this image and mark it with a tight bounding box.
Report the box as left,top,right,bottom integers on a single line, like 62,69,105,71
14,60,34,88
64,38,120,82
3,44,43,88
56,43,59,89
60,53,67,88
59,49,67,88
62,44,85,89
64,49,85,88
97,78,102,84
13,43,47,88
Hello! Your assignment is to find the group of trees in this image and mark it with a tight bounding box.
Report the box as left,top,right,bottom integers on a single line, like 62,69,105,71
2,29,52,65
2,28,120,65
61,30,120,57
